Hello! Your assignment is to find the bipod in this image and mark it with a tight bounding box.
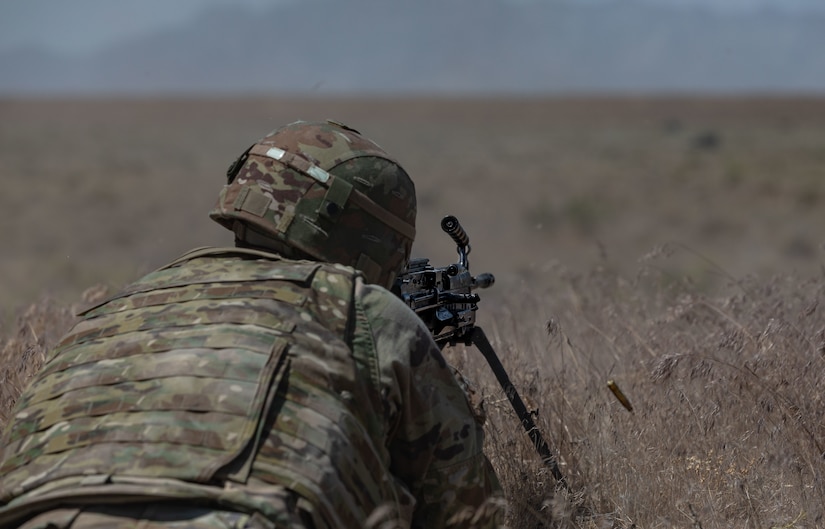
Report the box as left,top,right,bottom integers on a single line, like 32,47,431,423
469,326,571,493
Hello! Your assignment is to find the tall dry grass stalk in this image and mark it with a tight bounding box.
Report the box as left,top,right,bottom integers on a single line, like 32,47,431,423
2,269,823,528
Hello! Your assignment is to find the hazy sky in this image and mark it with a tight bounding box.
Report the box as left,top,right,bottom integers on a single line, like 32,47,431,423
2,0,824,55
0,0,278,54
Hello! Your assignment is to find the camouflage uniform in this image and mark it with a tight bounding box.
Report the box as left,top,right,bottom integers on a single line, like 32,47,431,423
0,120,504,528
0,248,503,528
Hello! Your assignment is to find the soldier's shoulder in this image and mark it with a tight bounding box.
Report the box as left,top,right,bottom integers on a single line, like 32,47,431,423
355,277,412,312
354,278,429,339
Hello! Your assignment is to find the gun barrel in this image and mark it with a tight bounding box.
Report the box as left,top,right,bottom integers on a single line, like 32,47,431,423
474,273,495,289
441,215,469,249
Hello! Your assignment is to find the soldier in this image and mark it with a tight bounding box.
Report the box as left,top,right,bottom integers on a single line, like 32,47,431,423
0,121,504,529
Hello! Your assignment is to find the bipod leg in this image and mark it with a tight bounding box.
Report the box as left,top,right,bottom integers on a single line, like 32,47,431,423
469,327,570,492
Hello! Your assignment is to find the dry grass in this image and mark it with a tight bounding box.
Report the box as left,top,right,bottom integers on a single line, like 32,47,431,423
446,261,825,528
0,297,71,427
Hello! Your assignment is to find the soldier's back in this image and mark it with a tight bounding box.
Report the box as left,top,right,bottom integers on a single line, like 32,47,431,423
0,248,399,529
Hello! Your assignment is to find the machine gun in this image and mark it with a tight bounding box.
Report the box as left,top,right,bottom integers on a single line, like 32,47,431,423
393,216,570,490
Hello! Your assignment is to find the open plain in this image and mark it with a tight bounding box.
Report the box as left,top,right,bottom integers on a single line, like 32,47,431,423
2,97,824,527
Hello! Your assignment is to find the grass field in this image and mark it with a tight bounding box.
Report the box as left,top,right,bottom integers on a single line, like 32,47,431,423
2,97,824,527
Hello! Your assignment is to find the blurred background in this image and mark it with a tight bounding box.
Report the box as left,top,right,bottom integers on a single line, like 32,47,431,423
1,0,824,314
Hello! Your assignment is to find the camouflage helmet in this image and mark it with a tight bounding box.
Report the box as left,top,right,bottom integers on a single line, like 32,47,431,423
210,120,416,288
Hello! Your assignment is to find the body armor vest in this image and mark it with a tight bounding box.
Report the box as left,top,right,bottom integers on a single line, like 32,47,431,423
0,248,400,529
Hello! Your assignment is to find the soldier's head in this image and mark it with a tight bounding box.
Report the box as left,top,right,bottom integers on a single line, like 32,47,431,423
210,120,416,288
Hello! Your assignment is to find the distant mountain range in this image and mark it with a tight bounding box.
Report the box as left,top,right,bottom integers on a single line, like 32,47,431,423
2,0,825,95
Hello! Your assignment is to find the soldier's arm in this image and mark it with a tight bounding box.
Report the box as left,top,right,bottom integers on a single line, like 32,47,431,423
353,278,504,529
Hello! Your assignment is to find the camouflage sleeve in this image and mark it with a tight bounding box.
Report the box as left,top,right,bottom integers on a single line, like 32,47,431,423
352,278,504,529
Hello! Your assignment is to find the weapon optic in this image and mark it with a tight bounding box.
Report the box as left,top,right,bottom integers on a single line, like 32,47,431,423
393,215,570,490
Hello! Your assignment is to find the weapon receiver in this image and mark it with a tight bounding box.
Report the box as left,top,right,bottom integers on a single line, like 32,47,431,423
393,215,570,490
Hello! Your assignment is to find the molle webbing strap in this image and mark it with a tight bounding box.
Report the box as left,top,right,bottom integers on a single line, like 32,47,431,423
161,246,283,270
76,246,284,317
249,144,416,241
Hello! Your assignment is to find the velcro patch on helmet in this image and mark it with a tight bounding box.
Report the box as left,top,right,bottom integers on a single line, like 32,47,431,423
233,186,272,217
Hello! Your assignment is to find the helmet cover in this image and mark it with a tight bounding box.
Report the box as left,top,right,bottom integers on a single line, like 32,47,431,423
210,120,416,288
